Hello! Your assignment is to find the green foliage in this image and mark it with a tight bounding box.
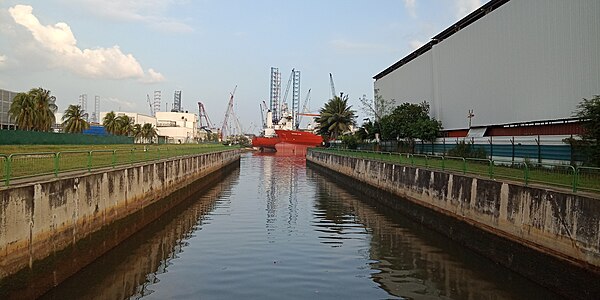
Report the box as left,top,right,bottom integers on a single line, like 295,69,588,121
9,87,57,131
576,95,600,166
341,134,360,149
62,104,90,133
140,123,158,143
316,94,357,140
132,124,143,142
115,115,134,136
379,101,442,142
356,120,379,141
447,141,487,159
359,89,394,121
102,111,118,135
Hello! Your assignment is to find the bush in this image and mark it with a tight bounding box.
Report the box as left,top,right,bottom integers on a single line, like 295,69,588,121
448,141,487,158
341,134,360,149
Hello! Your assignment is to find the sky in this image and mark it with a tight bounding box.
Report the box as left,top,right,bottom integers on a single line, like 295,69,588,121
0,0,484,134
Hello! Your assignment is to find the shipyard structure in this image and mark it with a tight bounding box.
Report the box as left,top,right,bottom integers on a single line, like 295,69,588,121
374,0,599,162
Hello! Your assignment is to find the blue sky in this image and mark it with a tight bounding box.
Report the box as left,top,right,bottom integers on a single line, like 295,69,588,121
0,0,483,133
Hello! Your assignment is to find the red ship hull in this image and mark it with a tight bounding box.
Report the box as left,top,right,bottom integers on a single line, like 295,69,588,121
274,130,322,146
252,130,321,151
252,136,280,150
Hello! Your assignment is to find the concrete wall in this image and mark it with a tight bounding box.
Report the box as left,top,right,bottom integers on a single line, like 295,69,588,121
0,149,240,284
307,150,600,297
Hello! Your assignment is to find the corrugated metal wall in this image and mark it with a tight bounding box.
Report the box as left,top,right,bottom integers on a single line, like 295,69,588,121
375,0,600,130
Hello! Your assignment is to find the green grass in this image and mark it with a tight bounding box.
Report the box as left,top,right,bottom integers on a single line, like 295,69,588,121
315,148,600,194
0,143,233,184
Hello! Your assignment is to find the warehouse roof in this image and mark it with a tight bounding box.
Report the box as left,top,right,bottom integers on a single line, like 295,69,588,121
373,0,510,80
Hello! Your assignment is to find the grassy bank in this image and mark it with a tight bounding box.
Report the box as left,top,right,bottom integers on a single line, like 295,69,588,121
0,143,234,185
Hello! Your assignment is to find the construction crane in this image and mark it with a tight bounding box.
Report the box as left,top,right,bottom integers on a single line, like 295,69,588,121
329,73,336,99
260,100,268,128
220,86,244,141
197,102,214,129
280,69,295,121
297,88,313,126
146,94,154,116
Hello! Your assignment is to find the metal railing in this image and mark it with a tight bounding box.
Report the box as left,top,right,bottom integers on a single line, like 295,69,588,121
312,148,600,193
1,145,231,187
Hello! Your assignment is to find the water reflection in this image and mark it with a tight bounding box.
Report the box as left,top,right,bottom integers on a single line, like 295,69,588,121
255,145,308,237
41,167,240,300
39,150,560,299
307,167,560,300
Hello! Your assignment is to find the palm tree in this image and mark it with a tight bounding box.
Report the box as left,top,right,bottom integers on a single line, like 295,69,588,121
116,115,134,136
132,124,142,143
315,94,356,140
30,88,57,131
62,104,90,133
102,111,118,135
9,92,36,130
141,123,158,143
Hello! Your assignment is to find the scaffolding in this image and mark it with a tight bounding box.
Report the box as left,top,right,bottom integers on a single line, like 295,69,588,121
93,95,99,123
78,94,88,121
292,70,301,128
173,90,182,112
153,91,161,116
269,67,281,123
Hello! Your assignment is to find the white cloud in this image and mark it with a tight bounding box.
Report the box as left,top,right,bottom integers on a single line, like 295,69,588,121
0,54,6,65
455,0,482,18
404,0,417,18
8,5,164,82
409,40,425,50
75,0,193,33
104,97,136,110
141,68,166,83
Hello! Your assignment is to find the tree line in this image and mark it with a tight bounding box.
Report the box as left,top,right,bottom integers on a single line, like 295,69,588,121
8,87,157,143
314,92,442,152
315,92,599,165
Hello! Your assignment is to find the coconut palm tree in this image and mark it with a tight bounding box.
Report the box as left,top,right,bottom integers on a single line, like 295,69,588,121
102,111,118,135
9,87,58,131
62,104,90,133
132,124,142,143
30,88,57,131
116,115,134,136
315,94,356,140
141,123,158,143
9,92,36,130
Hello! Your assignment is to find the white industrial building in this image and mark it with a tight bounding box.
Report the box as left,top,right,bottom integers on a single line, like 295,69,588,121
374,0,600,136
0,88,18,130
155,111,198,144
99,111,199,143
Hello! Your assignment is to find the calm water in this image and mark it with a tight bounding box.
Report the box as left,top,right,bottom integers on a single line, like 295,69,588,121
42,150,560,299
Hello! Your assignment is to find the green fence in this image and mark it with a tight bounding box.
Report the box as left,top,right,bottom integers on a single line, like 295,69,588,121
312,148,600,194
1,145,231,186
0,129,133,145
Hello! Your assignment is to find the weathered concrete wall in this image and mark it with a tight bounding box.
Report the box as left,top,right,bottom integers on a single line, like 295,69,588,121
307,150,600,298
0,149,240,285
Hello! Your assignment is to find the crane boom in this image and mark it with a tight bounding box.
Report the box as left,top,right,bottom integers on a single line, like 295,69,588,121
298,88,312,125
220,86,237,140
198,102,214,129
329,73,336,99
280,69,294,118
146,94,154,115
